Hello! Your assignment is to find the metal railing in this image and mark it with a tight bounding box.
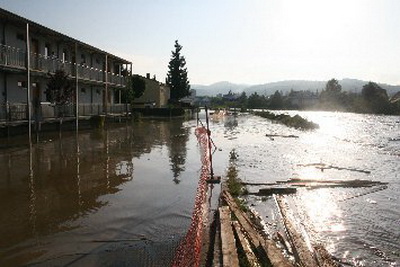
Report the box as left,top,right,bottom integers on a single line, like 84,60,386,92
0,44,127,87
0,45,26,68
0,103,131,122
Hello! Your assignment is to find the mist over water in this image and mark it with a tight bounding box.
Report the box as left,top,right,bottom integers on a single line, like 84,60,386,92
0,111,399,266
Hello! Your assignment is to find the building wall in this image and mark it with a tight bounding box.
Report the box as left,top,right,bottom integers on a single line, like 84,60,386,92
5,74,27,103
1,8,130,111
133,77,160,108
159,85,170,107
4,24,27,51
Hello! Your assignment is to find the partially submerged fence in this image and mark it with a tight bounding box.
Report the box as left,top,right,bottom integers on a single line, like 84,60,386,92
172,126,212,267
0,103,129,122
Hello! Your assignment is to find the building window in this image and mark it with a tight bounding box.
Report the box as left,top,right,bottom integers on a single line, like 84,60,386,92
96,89,101,95
45,44,50,59
81,88,86,94
62,49,68,63
17,81,27,88
81,54,86,65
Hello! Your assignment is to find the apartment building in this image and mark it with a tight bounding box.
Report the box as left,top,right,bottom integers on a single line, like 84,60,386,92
0,8,132,121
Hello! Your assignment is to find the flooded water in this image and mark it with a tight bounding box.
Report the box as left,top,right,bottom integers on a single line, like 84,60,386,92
208,111,400,266
0,119,202,266
0,111,399,266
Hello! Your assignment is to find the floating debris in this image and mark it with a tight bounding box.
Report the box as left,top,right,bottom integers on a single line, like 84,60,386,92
243,178,388,191
266,133,299,139
276,178,387,189
298,163,372,174
258,187,297,196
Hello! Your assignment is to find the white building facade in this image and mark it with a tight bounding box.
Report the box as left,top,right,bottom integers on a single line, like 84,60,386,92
0,8,132,121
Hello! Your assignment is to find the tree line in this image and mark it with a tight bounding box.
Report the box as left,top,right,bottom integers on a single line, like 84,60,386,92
206,79,400,115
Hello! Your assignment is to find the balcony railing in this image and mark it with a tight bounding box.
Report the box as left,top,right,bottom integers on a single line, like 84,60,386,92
0,45,26,69
0,103,131,122
0,44,127,87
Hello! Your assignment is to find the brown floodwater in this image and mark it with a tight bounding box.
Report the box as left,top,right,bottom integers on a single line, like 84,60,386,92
0,118,205,266
1,111,399,266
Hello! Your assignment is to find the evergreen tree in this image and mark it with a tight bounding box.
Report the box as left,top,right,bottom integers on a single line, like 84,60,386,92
325,78,342,92
166,40,190,101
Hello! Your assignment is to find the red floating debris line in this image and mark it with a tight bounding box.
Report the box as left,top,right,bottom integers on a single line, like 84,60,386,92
172,125,214,267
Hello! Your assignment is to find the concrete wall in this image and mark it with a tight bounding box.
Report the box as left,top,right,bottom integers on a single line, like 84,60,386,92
4,24,27,51
78,85,103,104
6,74,27,103
133,78,160,107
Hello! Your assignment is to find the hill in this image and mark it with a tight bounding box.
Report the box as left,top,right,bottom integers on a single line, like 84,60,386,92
192,79,400,97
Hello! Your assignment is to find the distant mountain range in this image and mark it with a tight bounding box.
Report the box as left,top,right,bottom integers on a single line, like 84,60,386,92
192,79,400,97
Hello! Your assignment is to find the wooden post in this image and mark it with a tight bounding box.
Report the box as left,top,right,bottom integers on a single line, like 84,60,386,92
26,23,32,143
205,106,214,178
104,54,108,115
75,43,79,131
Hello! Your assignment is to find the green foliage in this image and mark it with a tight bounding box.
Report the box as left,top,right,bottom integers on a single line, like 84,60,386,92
122,75,146,104
166,40,190,101
45,69,73,106
227,149,248,198
204,78,400,115
360,82,390,114
269,90,284,109
254,111,319,130
325,78,342,92
247,92,267,108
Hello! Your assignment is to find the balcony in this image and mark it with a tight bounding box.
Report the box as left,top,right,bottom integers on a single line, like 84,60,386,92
0,44,127,87
0,103,130,122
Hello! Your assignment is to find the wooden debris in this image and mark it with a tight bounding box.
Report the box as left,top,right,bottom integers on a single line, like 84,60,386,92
258,187,297,196
275,195,319,267
274,195,340,267
297,163,371,174
276,178,388,188
266,134,299,139
232,221,260,267
219,206,239,267
222,191,293,267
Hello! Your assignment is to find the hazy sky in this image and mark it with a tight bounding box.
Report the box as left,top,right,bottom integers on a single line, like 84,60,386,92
1,0,400,85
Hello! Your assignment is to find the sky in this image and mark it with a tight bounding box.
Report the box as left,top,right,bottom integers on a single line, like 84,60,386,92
1,0,400,86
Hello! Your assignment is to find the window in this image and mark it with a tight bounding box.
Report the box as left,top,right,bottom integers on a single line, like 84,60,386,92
81,54,86,65
62,49,68,63
17,81,27,88
45,44,50,59
81,88,86,94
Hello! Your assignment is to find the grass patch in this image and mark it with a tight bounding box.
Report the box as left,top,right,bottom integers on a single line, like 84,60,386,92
226,149,249,211
254,111,319,130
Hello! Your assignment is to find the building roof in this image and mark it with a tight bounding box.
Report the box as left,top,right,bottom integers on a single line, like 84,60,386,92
0,7,131,64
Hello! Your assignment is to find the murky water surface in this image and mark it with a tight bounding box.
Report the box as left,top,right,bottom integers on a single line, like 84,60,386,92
0,119,200,266
1,111,399,266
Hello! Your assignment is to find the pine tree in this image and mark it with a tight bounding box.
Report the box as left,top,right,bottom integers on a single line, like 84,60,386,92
166,40,190,101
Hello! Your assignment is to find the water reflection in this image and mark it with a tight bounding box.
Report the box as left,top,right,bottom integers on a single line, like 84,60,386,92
167,120,190,184
0,118,191,265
